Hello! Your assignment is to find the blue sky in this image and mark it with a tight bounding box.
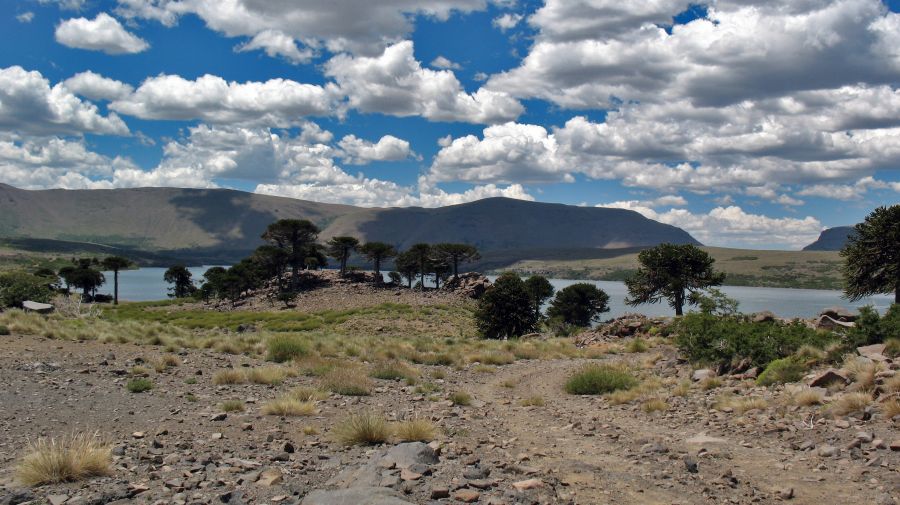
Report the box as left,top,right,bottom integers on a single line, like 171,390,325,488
0,0,898,249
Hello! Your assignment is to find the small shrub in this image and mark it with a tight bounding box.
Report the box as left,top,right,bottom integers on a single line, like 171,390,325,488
882,399,900,420
220,400,245,412
394,418,438,442
302,425,319,435
262,398,316,416
470,350,516,366
16,433,111,486
730,397,768,414
885,338,900,358
184,377,197,385
606,388,641,405
843,356,882,389
884,374,900,394
472,364,496,374
246,366,287,385
333,411,390,446
757,358,806,386
130,366,151,376
501,379,517,388
126,378,153,393
161,355,181,367
700,377,722,390
565,364,637,395
322,368,373,396
267,334,309,363
0,325,9,335
212,369,246,385
450,391,472,406
793,345,826,364
672,380,691,397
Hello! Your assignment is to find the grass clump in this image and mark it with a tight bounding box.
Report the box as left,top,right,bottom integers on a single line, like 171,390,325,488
757,357,806,386
565,364,637,395
394,418,438,442
830,392,872,416
289,386,328,402
789,388,823,406
672,381,691,397
626,339,648,353
520,395,545,407
126,378,152,393
17,433,112,486
266,334,309,363
450,391,472,406
642,397,669,413
246,366,287,385
370,361,419,381
730,397,768,414
333,411,390,446
322,368,373,396
881,399,900,420
0,325,10,335
220,400,245,412
885,338,900,358
212,369,246,385
262,398,316,416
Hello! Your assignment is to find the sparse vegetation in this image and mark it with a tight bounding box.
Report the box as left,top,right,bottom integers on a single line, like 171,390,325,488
450,391,472,406
16,433,112,486
220,400,245,412
520,395,545,407
267,334,309,363
212,369,247,385
246,366,288,385
757,357,806,386
394,418,438,442
262,397,316,416
322,368,373,396
789,388,823,406
830,392,873,416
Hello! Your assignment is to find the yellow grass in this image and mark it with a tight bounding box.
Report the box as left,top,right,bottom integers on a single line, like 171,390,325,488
17,433,111,486
212,369,246,385
881,399,900,420
642,397,669,413
394,418,438,442
789,388,824,406
830,392,873,416
333,411,390,446
246,366,287,385
261,398,316,416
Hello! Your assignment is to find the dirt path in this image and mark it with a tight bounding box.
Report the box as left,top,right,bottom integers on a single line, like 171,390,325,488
472,358,896,505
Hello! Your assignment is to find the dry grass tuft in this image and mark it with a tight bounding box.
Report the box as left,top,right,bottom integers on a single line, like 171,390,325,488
394,418,438,442
302,425,319,436
700,377,722,391
730,397,768,414
333,411,390,446
261,397,316,416
626,338,648,353
321,367,373,396
450,391,472,406
212,369,247,385
289,386,328,402
370,361,419,381
246,366,287,385
830,392,873,416
672,381,691,397
843,357,883,389
520,395,545,407
884,374,900,394
606,388,641,405
17,433,111,486
881,399,900,420
642,397,669,413
220,400,245,412
789,388,824,406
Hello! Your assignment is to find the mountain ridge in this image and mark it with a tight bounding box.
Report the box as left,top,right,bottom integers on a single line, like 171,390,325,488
803,226,855,251
0,183,700,264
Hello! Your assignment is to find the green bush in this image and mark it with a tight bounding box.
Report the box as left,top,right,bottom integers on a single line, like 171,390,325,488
547,283,610,327
0,325,9,336
0,272,53,309
126,378,153,393
672,313,834,369
565,365,637,395
885,338,900,358
266,334,310,363
846,304,900,348
475,272,540,339
756,357,806,386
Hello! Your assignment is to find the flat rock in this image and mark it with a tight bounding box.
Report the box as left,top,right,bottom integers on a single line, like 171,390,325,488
512,479,543,491
808,369,849,388
685,433,727,445
258,468,283,486
301,487,415,505
858,344,888,361
453,490,480,502
381,442,438,469
692,369,715,382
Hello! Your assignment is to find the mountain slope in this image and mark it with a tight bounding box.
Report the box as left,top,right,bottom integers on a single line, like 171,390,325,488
803,226,855,251
0,184,700,263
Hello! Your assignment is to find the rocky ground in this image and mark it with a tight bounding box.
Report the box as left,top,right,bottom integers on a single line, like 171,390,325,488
1,323,898,505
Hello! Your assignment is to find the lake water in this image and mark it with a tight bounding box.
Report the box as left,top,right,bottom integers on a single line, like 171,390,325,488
102,267,893,318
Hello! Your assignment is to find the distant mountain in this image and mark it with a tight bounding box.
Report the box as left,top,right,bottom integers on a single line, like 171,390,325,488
0,184,700,264
803,226,855,251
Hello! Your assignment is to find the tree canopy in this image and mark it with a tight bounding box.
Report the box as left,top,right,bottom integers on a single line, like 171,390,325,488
164,265,195,299
548,283,610,327
60,258,105,301
625,243,725,316
326,236,360,277
261,219,320,289
475,272,540,339
433,243,480,280
359,242,397,284
101,255,133,305
841,205,900,304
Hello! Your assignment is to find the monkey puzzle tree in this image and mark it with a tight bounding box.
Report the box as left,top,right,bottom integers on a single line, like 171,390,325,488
251,245,289,290
359,242,397,284
548,283,610,327
524,275,554,319
101,255,132,305
407,243,432,289
164,265,195,299
432,243,481,280
261,219,320,290
842,205,900,304
625,243,724,316
326,236,360,277
63,258,105,301
394,250,419,289
475,272,540,339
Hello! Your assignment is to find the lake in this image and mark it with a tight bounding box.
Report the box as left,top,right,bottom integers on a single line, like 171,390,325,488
102,267,893,319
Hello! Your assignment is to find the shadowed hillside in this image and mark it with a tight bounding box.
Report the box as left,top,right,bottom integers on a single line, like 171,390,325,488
803,226,855,251
0,184,699,264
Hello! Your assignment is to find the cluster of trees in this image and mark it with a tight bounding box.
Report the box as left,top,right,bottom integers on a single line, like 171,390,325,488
0,255,134,309
181,219,483,306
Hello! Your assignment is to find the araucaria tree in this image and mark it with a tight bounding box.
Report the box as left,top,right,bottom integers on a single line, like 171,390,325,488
394,251,419,288
548,283,610,327
476,272,540,339
62,258,105,301
407,243,432,289
164,265,195,299
101,255,132,305
359,242,397,284
433,243,480,280
326,236,360,277
524,275,554,319
262,219,320,290
625,243,725,316
842,205,900,304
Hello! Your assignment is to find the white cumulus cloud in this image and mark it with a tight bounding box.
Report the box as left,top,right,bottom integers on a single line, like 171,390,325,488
55,12,150,54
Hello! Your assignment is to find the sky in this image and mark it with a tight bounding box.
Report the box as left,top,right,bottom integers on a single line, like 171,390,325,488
0,0,898,250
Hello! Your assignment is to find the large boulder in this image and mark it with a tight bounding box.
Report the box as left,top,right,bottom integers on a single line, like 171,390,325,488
443,273,491,299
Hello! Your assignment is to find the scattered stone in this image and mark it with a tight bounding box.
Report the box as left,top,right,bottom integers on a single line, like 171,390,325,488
47,495,68,505
512,479,543,491
808,369,849,388
684,456,699,473
430,487,450,499
818,445,839,457
778,487,795,500
453,490,480,502
257,468,283,486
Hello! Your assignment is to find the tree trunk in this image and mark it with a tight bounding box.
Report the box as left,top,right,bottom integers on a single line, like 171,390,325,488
895,285,899,305
453,258,459,280
435,274,441,290
374,258,381,285
113,270,119,305
674,291,684,316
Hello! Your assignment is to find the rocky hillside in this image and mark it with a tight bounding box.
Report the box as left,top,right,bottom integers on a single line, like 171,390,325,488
803,226,856,251
0,184,699,264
